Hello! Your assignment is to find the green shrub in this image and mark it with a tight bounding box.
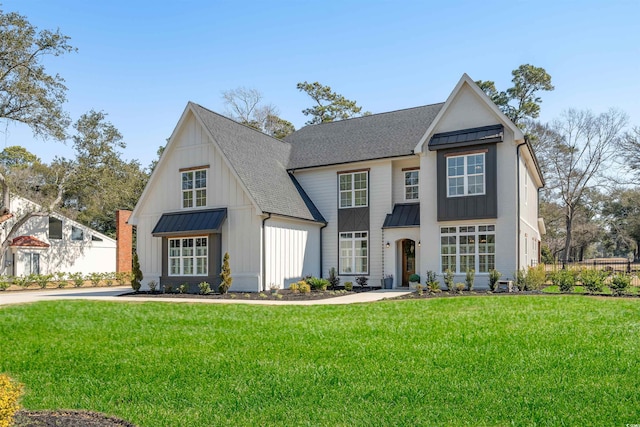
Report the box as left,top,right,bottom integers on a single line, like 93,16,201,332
344,281,353,291
289,282,300,293
298,282,310,293
178,283,188,294
328,267,340,289
35,274,53,289
455,282,465,293
465,269,475,291
0,374,23,427
13,275,31,289
610,273,631,296
54,272,67,288
69,272,85,288
551,269,576,293
356,276,368,288
115,271,130,286
88,272,103,287
408,273,420,283
131,252,143,291
414,284,423,296
525,264,547,290
444,269,455,291
163,284,173,293
0,276,9,291
514,269,527,291
219,252,232,294
198,282,210,295
580,269,606,294
307,277,329,291
488,269,501,292
258,292,268,299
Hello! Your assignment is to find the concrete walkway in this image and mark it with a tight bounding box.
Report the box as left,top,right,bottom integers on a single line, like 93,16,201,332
0,286,412,307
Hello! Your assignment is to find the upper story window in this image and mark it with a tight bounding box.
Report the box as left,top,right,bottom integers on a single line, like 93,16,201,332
48,217,63,240
182,169,207,208
447,153,485,197
404,170,419,200
339,171,368,208
71,226,84,241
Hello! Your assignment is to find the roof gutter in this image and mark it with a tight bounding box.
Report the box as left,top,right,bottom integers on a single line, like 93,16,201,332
262,213,272,292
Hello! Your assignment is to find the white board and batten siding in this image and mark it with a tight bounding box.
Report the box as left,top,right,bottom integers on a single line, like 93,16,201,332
264,217,320,289
293,159,395,284
134,112,261,291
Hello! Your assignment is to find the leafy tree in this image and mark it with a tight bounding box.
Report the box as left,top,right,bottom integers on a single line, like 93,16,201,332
222,86,294,138
0,146,40,169
476,64,554,126
0,7,76,140
602,188,640,259
63,111,148,236
297,81,369,125
219,252,232,294
530,109,627,261
618,126,640,181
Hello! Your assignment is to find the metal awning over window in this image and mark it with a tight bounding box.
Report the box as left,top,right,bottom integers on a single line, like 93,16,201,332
428,124,503,151
382,203,420,228
152,208,227,237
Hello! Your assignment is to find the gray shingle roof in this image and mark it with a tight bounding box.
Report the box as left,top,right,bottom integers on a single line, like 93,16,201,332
190,103,324,223
285,103,444,170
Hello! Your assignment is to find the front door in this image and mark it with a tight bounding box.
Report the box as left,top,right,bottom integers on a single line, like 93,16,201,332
401,239,416,287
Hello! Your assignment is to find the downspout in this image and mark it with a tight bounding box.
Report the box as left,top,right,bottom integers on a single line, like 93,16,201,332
319,222,328,278
262,213,272,291
516,139,528,272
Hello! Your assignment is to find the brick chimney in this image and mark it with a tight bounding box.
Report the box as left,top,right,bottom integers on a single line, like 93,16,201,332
116,210,133,273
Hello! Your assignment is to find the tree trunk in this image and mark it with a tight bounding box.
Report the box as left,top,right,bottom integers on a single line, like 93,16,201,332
563,210,573,263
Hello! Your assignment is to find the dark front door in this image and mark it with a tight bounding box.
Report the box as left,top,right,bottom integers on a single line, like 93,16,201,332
402,239,416,287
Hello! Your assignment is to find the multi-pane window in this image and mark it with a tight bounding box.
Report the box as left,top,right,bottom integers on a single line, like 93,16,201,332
404,170,419,200
182,169,207,208
447,153,485,197
169,237,208,276
339,171,368,208
440,225,495,273
26,253,40,275
339,232,368,274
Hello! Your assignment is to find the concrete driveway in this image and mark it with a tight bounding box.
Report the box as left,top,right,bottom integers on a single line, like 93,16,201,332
0,286,412,307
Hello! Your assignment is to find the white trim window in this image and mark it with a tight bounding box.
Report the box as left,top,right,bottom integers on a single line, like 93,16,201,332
182,169,207,208
339,231,368,274
25,253,40,275
169,236,208,276
339,171,368,208
404,170,419,200
440,225,495,273
447,153,485,197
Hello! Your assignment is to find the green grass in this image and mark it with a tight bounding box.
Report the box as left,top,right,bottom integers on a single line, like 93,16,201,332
543,285,640,295
1,297,639,426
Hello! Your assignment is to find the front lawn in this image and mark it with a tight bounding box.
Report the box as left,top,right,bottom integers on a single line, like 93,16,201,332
1,297,639,426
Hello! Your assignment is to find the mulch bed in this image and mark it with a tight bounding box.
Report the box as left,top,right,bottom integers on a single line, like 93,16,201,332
122,287,379,301
13,410,136,427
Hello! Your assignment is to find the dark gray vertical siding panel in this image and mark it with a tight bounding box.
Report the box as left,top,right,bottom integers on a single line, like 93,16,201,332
338,207,370,232
162,238,168,278
436,144,498,221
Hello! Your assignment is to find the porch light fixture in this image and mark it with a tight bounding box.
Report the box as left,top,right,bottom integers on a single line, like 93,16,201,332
385,242,390,248
418,241,421,247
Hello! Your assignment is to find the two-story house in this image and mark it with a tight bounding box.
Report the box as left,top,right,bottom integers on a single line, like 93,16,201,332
0,195,118,277
129,74,544,292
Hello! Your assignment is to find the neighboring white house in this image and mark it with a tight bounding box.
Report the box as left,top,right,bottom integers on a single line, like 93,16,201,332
0,194,117,277
129,74,545,292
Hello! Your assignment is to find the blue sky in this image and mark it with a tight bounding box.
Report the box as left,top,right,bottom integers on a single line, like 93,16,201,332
2,0,639,168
